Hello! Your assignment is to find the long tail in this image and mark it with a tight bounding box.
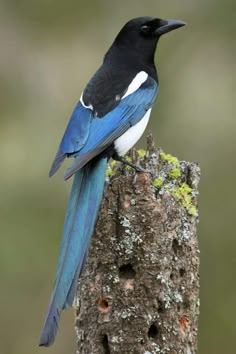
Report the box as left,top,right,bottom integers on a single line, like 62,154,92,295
39,157,107,347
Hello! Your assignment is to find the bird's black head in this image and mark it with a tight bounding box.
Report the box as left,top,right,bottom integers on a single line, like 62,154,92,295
116,17,186,42
106,17,186,70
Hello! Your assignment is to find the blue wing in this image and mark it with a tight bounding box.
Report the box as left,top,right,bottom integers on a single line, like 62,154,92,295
49,102,92,176
50,76,158,179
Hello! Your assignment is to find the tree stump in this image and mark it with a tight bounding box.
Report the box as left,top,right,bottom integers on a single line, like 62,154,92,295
75,134,200,354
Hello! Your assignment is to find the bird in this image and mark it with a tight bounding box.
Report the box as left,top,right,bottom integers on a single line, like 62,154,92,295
39,16,186,347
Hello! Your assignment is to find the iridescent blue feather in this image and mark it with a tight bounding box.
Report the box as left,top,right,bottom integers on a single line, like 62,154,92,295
39,158,107,346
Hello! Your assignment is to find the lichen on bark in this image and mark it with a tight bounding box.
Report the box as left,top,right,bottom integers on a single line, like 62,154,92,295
75,134,200,354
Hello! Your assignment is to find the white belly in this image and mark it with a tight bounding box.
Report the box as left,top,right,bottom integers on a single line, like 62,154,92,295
114,109,151,156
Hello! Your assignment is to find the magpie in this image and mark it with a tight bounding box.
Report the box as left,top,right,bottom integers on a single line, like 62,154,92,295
39,16,186,347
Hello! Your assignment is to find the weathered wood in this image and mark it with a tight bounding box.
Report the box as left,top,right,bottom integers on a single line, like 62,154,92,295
75,134,200,354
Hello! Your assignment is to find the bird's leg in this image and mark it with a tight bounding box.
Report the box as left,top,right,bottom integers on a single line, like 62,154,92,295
113,155,149,173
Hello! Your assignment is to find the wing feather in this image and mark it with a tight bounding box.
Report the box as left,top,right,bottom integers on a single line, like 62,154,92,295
64,78,158,179
49,102,92,176
50,76,158,178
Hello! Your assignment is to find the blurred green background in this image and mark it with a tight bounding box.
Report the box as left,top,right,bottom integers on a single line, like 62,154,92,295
1,0,235,353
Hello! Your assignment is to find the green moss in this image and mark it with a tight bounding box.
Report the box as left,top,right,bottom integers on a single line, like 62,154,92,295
160,152,179,166
168,167,181,179
188,206,197,216
168,182,197,216
106,159,118,177
169,182,191,200
106,168,113,177
124,155,132,163
121,156,132,171
153,177,164,188
160,152,181,180
137,149,146,158
110,160,118,170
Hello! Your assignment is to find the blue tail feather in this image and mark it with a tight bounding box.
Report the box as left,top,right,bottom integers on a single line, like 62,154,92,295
63,250,88,309
39,157,107,346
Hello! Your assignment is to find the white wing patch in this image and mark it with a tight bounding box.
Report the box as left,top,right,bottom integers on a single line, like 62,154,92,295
80,92,93,110
122,71,148,99
114,109,151,156
80,71,148,110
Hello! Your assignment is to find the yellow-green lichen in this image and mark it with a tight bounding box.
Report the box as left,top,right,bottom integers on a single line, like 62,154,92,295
153,177,164,188
168,182,197,216
137,149,146,158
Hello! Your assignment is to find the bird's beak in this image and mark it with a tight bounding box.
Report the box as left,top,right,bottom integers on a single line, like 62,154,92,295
154,19,186,37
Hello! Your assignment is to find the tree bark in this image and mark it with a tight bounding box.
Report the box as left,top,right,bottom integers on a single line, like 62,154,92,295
75,134,200,354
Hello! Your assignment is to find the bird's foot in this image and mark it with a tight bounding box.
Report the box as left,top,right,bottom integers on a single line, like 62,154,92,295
114,156,150,174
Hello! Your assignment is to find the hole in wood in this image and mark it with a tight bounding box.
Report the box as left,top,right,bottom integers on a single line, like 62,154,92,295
180,315,188,329
172,239,182,255
140,338,145,345
148,323,159,339
101,334,110,354
179,268,185,277
119,263,136,279
98,298,110,312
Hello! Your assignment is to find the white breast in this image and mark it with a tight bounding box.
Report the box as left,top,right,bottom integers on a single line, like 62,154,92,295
114,109,151,156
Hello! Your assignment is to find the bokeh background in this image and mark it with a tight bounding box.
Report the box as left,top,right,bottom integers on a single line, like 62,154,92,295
1,0,235,353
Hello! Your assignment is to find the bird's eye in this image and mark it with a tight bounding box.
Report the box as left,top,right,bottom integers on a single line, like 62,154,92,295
140,25,151,35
